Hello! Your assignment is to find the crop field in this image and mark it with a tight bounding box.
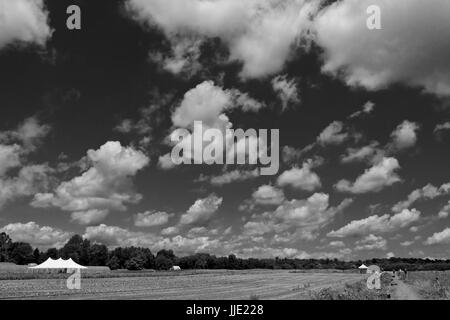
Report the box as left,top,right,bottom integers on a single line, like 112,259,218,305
0,269,365,300
405,271,450,300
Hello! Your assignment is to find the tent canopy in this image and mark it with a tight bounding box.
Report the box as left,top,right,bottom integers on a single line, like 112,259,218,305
30,258,87,269
358,264,368,269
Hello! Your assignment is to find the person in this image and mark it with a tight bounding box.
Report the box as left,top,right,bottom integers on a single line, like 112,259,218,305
404,268,408,280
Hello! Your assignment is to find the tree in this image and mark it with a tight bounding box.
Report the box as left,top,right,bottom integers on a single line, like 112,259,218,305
107,256,121,270
45,248,59,259
125,257,145,270
0,232,12,262
33,248,41,263
60,234,84,261
89,244,108,266
9,242,34,265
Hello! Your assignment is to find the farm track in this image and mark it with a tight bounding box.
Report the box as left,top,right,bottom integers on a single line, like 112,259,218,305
0,270,364,300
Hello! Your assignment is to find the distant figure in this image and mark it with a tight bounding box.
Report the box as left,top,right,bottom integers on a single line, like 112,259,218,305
404,268,408,279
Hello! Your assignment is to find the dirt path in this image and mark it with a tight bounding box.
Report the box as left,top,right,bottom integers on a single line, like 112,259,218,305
390,276,421,300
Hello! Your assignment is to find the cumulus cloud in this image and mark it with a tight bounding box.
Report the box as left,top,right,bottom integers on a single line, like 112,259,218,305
328,208,421,238
348,101,375,119
171,81,263,129
388,121,420,152
425,228,450,245
335,157,401,194
438,201,450,219
252,185,285,206
277,159,321,191
0,221,71,249
31,141,149,223
179,194,223,225
354,234,387,251
317,121,350,146
0,0,51,49
271,75,300,110
197,168,259,186
392,183,450,212
244,193,352,240
134,211,171,227
127,0,320,79
340,141,382,164
313,0,450,96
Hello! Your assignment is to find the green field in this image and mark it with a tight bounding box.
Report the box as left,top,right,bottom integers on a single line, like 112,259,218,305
0,269,365,300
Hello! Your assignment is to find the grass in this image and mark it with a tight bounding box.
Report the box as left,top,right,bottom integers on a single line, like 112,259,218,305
0,269,365,300
308,272,392,300
405,271,450,300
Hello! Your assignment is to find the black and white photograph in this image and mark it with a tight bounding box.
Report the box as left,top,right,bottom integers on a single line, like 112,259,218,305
0,0,450,305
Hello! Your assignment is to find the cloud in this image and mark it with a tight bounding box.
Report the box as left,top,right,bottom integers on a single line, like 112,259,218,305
197,168,259,186
134,211,171,227
31,141,149,223
317,121,350,146
252,185,285,206
179,194,223,225
244,193,352,241
126,0,320,79
438,201,450,219
0,0,51,49
171,81,263,129
335,157,401,194
328,208,421,238
354,234,387,251
313,0,450,96
157,153,177,170
425,228,450,245
348,101,375,119
340,141,382,164
0,221,71,249
70,209,109,226
388,121,420,152
392,183,450,212
277,159,321,191
271,75,300,110
0,117,51,152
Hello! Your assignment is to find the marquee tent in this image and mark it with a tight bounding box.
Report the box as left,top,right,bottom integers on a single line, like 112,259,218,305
29,258,87,269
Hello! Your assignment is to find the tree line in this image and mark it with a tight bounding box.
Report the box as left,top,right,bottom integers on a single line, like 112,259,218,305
1,232,450,271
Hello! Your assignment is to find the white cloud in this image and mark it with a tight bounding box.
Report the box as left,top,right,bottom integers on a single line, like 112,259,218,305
348,101,375,119
354,234,387,251
277,159,321,191
171,81,263,129
335,157,401,194
31,141,149,223
340,141,382,164
317,121,348,146
179,194,223,225
434,122,450,134
388,121,420,152
425,228,450,245
126,0,320,79
252,185,285,206
134,211,171,227
313,0,450,96
70,209,109,226
198,168,259,186
328,208,421,238
271,75,300,110
392,183,450,212
157,153,177,170
438,201,450,219
0,0,51,49
0,221,71,249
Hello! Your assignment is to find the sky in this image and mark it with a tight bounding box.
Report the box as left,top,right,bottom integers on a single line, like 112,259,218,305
0,0,450,260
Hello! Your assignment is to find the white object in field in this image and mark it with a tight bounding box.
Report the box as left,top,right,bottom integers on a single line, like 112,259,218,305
358,264,369,273
171,266,181,271
29,257,87,269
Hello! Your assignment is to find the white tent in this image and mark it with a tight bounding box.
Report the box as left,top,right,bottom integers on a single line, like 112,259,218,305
30,258,87,269
358,264,368,274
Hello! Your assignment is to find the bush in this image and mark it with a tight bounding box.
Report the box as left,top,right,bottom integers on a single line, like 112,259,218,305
125,257,145,271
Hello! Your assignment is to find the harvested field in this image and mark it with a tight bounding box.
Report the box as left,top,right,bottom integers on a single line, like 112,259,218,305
0,269,365,300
